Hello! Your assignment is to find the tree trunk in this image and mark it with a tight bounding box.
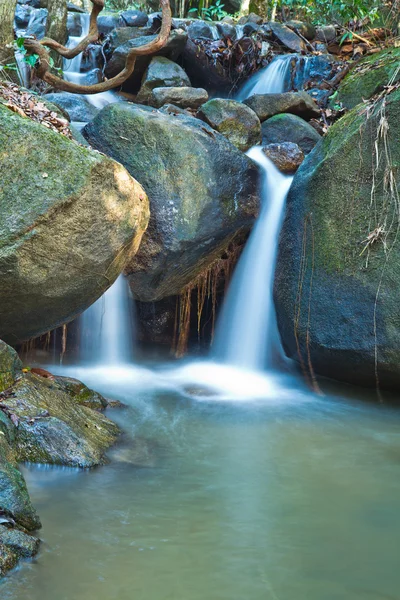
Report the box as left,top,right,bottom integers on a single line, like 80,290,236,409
45,0,68,68
0,0,17,65
271,0,278,21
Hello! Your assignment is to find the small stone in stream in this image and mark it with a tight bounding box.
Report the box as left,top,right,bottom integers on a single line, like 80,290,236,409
269,22,306,52
262,142,304,174
197,98,261,152
151,87,208,109
0,525,40,559
244,91,320,122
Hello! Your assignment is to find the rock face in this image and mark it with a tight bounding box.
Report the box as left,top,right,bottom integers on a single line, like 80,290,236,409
244,91,320,122
83,103,260,301
337,48,400,109
136,56,191,104
262,113,321,154
43,92,99,122
151,86,208,109
197,98,261,152
263,142,304,174
104,30,188,92
0,104,149,344
274,89,400,389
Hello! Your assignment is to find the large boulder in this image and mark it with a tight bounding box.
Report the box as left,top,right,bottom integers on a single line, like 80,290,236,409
0,103,149,343
274,88,400,389
136,56,191,104
337,47,400,109
83,103,260,301
151,86,208,109
197,98,261,152
261,113,321,154
104,30,188,92
243,91,320,122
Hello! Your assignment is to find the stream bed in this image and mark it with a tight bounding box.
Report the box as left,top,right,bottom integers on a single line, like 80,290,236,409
2,363,400,600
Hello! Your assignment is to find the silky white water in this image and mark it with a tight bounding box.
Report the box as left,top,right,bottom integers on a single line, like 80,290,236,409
213,147,293,371
237,54,293,100
80,276,134,365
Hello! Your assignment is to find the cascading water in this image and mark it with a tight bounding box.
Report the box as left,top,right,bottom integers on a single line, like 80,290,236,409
213,147,293,371
80,275,134,365
236,54,293,100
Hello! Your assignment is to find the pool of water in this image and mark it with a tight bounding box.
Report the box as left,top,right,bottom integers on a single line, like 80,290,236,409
2,362,400,600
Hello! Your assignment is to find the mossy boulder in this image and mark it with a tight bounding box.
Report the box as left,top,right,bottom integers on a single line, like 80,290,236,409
53,375,108,410
274,88,400,389
84,103,260,301
0,103,149,344
197,98,262,152
4,373,119,468
337,48,400,109
262,113,321,154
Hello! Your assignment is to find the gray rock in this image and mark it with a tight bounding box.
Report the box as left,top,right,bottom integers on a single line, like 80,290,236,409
105,26,154,57
0,544,18,578
261,113,321,154
244,91,320,122
315,25,336,42
136,56,191,104
0,341,22,393
197,98,261,152
97,14,120,35
119,9,148,27
26,7,47,39
262,142,304,174
187,20,215,40
0,525,40,559
83,103,260,301
151,86,208,109
285,20,316,40
105,30,188,92
269,22,306,52
43,92,99,123
217,22,237,40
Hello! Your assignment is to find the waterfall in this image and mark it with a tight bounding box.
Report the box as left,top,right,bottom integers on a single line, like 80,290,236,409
236,54,293,100
80,276,134,365
213,148,293,371
63,14,120,110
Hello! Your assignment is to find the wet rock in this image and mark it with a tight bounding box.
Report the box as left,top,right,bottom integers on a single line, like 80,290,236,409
217,22,237,41
0,544,18,578
14,4,33,29
0,102,149,343
315,25,336,42
83,103,260,300
81,44,104,73
285,20,316,40
97,14,120,35
6,373,120,467
136,56,191,104
0,525,40,559
151,86,208,109
262,142,304,174
0,341,22,393
337,47,400,109
105,26,154,57
261,113,321,154
66,2,85,12
244,91,320,122
119,9,148,27
243,22,260,36
274,88,400,389
181,38,232,93
105,30,188,93
53,376,108,410
187,20,216,40
269,22,306,53
197,98,261,152
136,297,177,345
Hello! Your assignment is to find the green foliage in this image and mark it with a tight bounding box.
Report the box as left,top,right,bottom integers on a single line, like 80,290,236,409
279,0,381,25
188,0,228,20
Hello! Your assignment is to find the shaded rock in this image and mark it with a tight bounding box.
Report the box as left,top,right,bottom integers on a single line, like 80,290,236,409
217,22,237,41
105,30,188,92
0,103,149,343
274,88,400,389
6,373,120,467
105,26,154,57
244,91,320,122
315,25,336,42
197,98,261,152
0,341,22,393
243,22,260,36
136,56,191,104
337,47,400,109
83,103,260,301
119,9,148,27
0,525,40,559
285,20,316,40
187,20,216,40
262,113,321,154
43,92,99,122
151,86,208,109
181,38,232,93
263,142,304,174
97,14,120,35
53,376,108,410
136,297,177,345
269,22,306,53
